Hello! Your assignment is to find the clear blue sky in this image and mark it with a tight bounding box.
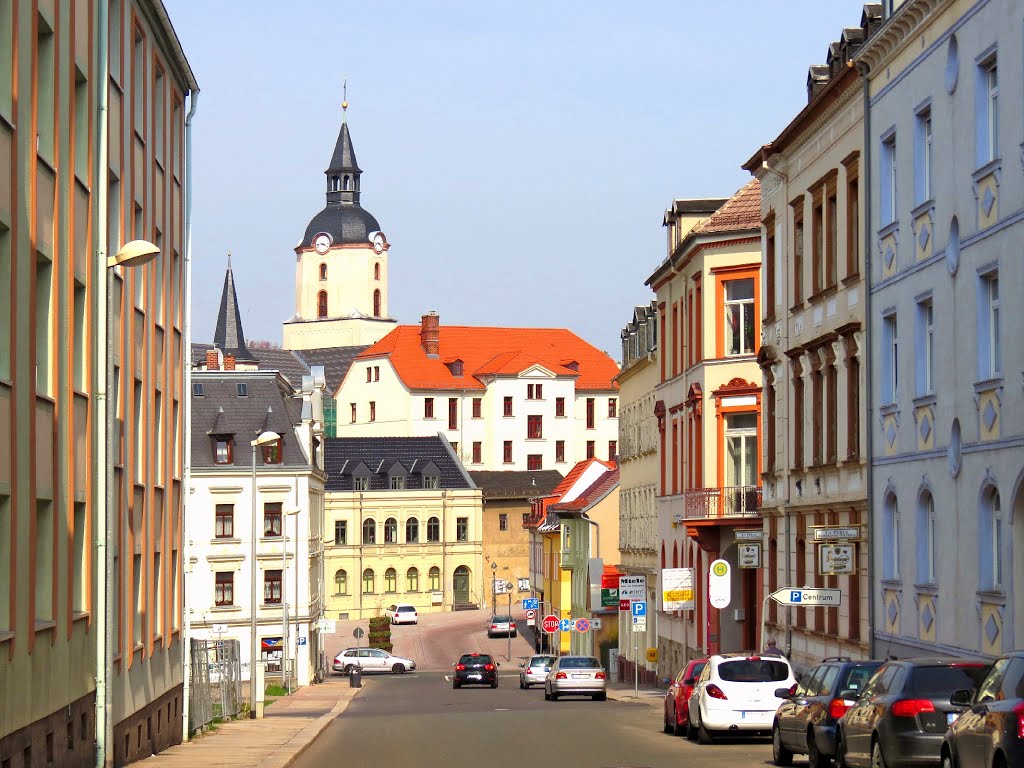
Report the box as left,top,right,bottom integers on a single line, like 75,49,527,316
166,1,868,359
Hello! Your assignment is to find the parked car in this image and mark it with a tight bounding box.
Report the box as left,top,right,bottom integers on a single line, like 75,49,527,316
544,655,607,701
772,657,883,767
836,658,989,768
488,614,517,638
663,658,709,736
940,650,1024,768
453,652,499,688
385,603,419,625
519,654,556,689
687,653,796,744
332,647,417,675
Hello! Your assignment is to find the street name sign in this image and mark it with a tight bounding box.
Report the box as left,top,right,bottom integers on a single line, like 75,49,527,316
735,529,764,541
770,587,842,606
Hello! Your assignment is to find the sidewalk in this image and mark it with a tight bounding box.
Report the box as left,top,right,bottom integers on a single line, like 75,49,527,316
606,679,665,708
145,677,361,768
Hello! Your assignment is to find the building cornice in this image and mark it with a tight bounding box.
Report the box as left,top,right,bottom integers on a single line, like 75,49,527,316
854,0,957,75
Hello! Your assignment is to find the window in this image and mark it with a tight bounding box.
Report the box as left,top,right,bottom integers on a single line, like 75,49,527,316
812,187,824,294
764,214,777,320
214,437,233,465
915,108,933,203
826,185,838,288
385,568,397,593
881,133,897,225
845,156,860,277
503,396,513,417
472,398,482,418
406,568,419,592
350,403,357,423
792,199,804,303
427,517,440,543
366,368,372,383
918,492,936,584
555,397,565,417
847,352,860,459
317,290,328,319
450,442,457,455
362,569,375,594
883,494,900,580
215,505,233,538
725,413,758,494
724,278,756,355
608,398,617,418
527,414,543,439
263,570,282,604
214,572,233,607
261,438,282,464
448,398,458,430
333,520,347,545
334,569,347,594
236,383,248,397
826,363,837,464
374,366,379,381
354,475,369,491
503,441,513,463
792,362,805,468
362,519,376,544
384,517,398,544
555,441,565,463
369,401,376,422
977,55,999,165
406,518,419,543
263,503,282,537
882,313,899,404
472,442,482,463
373,289,381,317
319,263,327,280
608,440,617,459
456,517,469,542
423,475,438,490
499,514,508,531
978,271,1000,378
586,441,595,459
916,300,934,395
527,454,542,470
192,382,204,397
981,488,1003,589
527,383,542,400
390,475,406,490
586,398,595,429
429,567,441,591
424,397,434,419
374,263,381,280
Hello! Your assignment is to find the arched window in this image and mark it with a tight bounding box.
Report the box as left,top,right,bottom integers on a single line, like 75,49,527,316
883,493,900,580
362,568,375,594
427,516,440,542
334,569,347,595
317,290,328,319
373,289,382,317
980,486,1003,589
917,490,936,584
362,518,376,545
384,517,398,544
343,175,351,190
406,518,419,543
407,567,419,592
374,262,381,280
428,566,441,591
385,568,397,593
319,263,327,281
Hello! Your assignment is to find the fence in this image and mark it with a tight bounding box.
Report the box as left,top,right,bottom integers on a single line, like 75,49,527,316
682,485,762,519
189,638,243,734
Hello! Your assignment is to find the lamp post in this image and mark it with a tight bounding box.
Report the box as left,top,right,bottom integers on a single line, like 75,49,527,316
490,561,497,612
98,240,160,767
282,507,300,694
250,430,280,719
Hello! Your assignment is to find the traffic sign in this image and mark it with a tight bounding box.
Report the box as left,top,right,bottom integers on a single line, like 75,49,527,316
559,618,572,632
632,615,647,632
525,609,537,620
211,624,228,634
522,598,539,610
619,598,631,612
770,587,842,606
574,618,591,633
708,558,732,609
541,614,559,633
631,601,647,618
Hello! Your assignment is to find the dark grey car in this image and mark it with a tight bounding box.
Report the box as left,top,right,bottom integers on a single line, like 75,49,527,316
836,659,989,768
941,651,1024,768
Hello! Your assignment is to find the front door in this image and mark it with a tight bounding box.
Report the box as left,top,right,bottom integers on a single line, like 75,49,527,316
453,566,470,605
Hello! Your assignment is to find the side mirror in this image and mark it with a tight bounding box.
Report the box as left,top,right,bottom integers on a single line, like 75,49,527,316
774,687,793,699
950,689,972,707
683,677,696,686
496,663,501,667
518,663,525,668
838,688,860,702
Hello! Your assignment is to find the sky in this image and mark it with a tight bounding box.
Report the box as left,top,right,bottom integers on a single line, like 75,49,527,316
166,0,869,360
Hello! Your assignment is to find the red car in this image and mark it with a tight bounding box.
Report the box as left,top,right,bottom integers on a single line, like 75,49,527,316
663,657,709,736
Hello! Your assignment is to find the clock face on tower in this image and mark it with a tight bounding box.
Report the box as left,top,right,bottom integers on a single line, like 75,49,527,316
371,232,386,254
313,233,332,255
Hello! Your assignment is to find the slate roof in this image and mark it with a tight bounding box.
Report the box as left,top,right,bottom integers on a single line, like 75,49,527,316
295,346,370,395
190,343,368,394
213,260,252,360
689,179,761,235
468,470,564,499
357,325,619,392
302,204,381,250
191,372,309,468
324,436,475,492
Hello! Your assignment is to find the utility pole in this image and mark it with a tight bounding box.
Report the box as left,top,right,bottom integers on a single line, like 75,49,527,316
507,588,512,661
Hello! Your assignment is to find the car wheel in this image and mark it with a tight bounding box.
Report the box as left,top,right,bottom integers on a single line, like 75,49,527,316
835,732,848,768
940,751,955,768
596,692,607,702
686,720,698,741
491,679,498,689
698,722,715,745
663,708,674,734
453,680,460,689
808,730,831,768
520,678,527,689
392,663,405,674
342,664,354,676
673,714,685,738
550,691,559,701
871,740,887,768
544,688,551,701
772,724,794,765
512,632,517,638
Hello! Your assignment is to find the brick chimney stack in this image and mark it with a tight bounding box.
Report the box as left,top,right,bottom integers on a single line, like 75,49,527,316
206,349,220,370
223,354,236,371
420,312,440,358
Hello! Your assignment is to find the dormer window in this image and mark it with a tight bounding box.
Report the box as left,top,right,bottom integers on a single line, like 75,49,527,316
446,359,464,377
319,263,328,281
330,176,340,192
390,475,406,490
236,383,247,397
423,475,439,490
213,435,233,465
261,438,282,464
354,476,369,491
563,360,579,372
192,382,204,397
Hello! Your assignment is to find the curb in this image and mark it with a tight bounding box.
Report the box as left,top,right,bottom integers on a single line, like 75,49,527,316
256,686,363,768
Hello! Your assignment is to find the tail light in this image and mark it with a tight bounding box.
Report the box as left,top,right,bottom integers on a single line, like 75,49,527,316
829,698,851,719
1013,701,1024,739
706,684,728,700
891,699,935,718
490,624,498,630
596,671,606,680
484,663,495,671
510,622,516,629
456,664,466,671
526,667,533,674
556,672,568,680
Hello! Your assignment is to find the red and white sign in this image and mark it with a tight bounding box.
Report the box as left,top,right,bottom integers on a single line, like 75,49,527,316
541,614,559,633
619,598,632,612
525,609,536,625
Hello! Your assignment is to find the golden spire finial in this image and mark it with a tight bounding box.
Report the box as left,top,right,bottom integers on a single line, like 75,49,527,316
342,78,348,116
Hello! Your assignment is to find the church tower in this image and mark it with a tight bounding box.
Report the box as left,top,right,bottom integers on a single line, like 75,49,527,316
282,101,397,351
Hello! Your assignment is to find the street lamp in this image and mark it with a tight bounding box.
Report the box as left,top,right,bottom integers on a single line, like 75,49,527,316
98,240,160,767
250,430,280,719
490,561,497,612
282,507,300,694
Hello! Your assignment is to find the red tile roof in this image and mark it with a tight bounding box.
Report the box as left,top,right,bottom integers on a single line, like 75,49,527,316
690,179,761,235
357,325,619,392
549,457,616,499
550,466,620,512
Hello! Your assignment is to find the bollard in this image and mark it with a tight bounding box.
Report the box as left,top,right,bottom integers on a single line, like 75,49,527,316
349,667,362,688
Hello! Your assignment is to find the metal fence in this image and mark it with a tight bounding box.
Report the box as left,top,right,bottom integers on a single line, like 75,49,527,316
189,638,243,734
682,485,762,519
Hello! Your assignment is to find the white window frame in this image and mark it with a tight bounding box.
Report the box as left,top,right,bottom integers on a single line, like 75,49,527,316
977,269,1000,378
881,130,897,225
915,298,934,396
723,278,756,356
913,106,933,204
975,50,999,166
882,312,899,404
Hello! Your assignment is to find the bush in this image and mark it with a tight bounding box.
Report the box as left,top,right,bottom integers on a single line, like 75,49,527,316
368,616,390,632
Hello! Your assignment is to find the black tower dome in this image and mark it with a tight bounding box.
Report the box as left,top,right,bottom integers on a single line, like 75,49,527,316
300,116,380,248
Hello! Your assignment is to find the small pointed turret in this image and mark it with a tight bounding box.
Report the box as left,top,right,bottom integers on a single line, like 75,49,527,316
213,255,252,360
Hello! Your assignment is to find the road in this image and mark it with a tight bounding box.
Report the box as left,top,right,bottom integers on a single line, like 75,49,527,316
301,609,780,768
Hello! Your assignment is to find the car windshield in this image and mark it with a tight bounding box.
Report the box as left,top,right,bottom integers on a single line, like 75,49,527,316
718,659,790,682
460,655,492,665
530,656,556,666
492,616,511,623
560,657,600,669
909,665,989,696
842,663,882,693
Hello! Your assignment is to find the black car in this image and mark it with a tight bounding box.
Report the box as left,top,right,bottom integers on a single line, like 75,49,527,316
453,653,499,688
836,658,989,768
773,657,883,768
941,650,1024,768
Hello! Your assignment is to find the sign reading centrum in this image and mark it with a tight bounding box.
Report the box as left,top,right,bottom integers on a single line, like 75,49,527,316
770,587,842,606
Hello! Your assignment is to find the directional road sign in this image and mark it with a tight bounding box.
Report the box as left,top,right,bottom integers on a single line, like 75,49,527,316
522,598,539,611
770,587,842,606
541,614,559,633
631,601,647,618
559,618,572,632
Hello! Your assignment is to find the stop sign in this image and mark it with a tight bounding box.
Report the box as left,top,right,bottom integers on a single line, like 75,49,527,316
541,614,559,633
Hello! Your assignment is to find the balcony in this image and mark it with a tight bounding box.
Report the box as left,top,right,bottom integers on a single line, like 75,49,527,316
679,486,762,520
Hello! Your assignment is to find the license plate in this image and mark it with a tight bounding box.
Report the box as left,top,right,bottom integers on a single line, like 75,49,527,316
469,674,481,680
947,713,958,726
572,674,589,679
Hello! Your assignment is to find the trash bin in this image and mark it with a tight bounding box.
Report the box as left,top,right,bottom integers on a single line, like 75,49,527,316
349,667,362,688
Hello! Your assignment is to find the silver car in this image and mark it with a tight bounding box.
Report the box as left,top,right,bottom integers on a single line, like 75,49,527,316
544,655,607,701
519,655,556,689
332,647,417,675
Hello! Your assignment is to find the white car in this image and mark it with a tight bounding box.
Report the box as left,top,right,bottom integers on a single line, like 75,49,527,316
385,603,419,625
687,653,796,744
332,647,417,675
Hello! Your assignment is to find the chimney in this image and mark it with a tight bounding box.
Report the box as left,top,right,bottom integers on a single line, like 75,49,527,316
420,312,440,358
224,354,236,371
206,349,220,370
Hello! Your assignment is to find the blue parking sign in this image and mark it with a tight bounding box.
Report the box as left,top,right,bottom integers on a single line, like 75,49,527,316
790,590,802,603
631,601,647,617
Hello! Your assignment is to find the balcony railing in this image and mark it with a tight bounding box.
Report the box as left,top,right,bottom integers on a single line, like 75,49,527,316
681,486,762,519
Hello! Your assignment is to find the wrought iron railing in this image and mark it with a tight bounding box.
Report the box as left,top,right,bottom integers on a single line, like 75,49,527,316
681,486,762,519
